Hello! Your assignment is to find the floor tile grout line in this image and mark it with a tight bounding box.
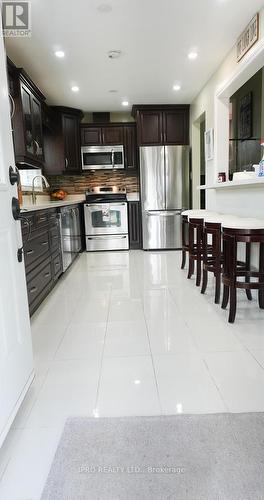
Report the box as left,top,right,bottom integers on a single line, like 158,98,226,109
202,357,231,413
94,282,113,413
142,307,163,414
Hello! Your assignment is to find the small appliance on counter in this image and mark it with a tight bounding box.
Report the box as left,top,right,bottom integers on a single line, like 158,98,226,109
84,186,129,251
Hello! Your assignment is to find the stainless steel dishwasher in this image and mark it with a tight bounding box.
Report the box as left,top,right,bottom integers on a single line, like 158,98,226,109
58,205,82,272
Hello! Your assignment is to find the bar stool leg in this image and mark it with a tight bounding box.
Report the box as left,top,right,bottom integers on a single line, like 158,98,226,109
258,242,264,309
222,285,229,309
229,286,237,323
215,272,221,304
245,242,252,301
187,221,194,279
196,225,202,287
181,251,186,270
187,258,194,279
201,269,208,294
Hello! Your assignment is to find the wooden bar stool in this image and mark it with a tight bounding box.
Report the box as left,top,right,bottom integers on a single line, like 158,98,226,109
201,214,241,304
221,218,264,323
187,211,219,287
201,215,222,304
181,210,216,272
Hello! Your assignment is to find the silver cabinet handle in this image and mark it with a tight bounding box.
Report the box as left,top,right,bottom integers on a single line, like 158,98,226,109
41,241,49,246
65,158,68,169
26,249,34,255
9,93,15,118
30,286,37,293
44,272,51,278
33,140,41,155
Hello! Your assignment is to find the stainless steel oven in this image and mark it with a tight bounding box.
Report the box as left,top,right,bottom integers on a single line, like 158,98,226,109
81,145,124,170
84,187,129,251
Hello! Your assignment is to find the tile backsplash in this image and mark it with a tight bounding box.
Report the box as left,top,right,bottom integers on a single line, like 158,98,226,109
48,171,139,194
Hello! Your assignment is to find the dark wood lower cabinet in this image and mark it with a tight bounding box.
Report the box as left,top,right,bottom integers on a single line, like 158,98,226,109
22,207,63,316
128,202,142,249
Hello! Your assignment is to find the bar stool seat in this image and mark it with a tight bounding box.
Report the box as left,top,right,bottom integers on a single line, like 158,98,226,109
221,218,264,323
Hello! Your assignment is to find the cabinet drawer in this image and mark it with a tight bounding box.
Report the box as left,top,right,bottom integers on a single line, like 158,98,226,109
52,252,62,281
24,229,50,268
35,210,49,229
49,225,61,253
27,261,52,306
48,210,58,226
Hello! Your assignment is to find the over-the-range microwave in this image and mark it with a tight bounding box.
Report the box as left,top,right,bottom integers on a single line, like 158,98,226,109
81,145,124,170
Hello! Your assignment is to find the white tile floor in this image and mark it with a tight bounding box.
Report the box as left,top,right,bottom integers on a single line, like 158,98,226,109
1,249,264,499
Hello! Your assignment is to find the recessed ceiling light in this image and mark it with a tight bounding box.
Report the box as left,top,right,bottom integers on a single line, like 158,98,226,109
173,84,181,91
122,100,129,106
71,86,79,92
188,51,198,60
97,3,112,13
134,379,141,385
108,50,122,59
54,50,65,58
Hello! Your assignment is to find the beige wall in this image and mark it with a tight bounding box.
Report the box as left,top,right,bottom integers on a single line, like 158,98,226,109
190,8,264,210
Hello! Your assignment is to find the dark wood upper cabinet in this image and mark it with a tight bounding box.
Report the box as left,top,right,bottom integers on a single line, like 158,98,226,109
62,113,81,172
132,105,190,146
7,59,46,168
80,122,138,170
102,126,124,145
163,109,189,145
124,125,137,170
137,110,163,145
43,107,83,175
81,127,102,145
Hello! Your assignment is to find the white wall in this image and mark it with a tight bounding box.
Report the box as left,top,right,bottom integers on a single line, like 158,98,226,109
191,8,264,217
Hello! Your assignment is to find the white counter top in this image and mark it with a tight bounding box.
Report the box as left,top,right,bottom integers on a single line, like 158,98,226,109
198,178,264,190
127,192,140,201
21,195,85,212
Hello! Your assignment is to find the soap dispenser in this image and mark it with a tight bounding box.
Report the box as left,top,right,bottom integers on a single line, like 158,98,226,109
258,141,264,177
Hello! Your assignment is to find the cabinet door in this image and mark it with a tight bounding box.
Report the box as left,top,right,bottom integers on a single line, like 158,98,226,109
163,109,189,145
20,83,34,157
63,114,80,172
81,127,102,145
138,111,163,145
31,95,44,161
124,125,137,170
102,126,123,145
128,202,142,249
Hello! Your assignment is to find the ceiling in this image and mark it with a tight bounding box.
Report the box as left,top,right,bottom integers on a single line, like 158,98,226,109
5,0,264,112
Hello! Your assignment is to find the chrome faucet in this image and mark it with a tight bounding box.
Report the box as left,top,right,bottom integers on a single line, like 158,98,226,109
31,175,50,204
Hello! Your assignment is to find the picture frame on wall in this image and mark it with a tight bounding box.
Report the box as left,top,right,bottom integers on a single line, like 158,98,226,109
204,128,214,161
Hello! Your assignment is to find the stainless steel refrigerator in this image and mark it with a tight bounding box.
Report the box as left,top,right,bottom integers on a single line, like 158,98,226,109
140,146,190,250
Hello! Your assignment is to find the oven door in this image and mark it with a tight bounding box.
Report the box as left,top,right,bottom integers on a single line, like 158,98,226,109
84,202,128,235
82,146,124,170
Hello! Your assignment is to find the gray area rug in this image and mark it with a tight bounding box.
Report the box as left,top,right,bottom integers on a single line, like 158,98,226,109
41,414,264,500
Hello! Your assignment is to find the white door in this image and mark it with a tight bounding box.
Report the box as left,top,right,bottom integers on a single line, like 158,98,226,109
0,21,34,447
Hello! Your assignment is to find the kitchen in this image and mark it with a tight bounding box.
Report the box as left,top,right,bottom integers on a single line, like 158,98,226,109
2,1,264,499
